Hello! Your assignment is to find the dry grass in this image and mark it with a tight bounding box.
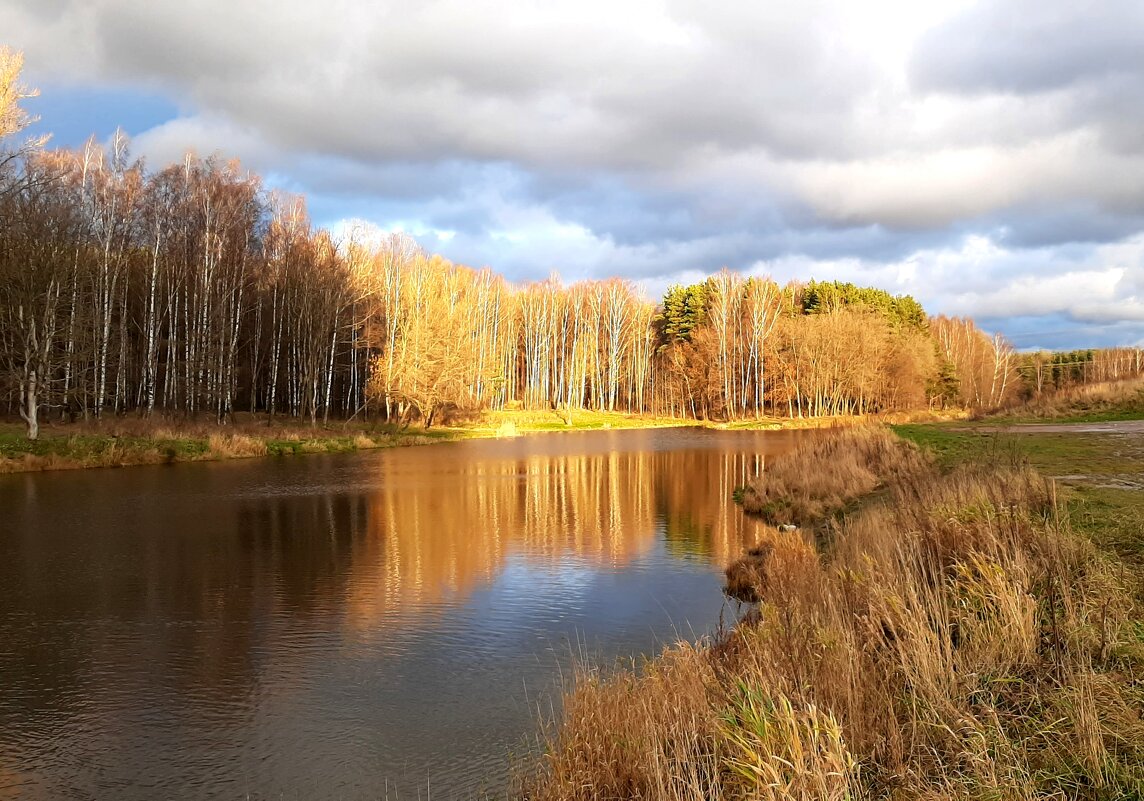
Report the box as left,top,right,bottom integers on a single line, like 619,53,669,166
519,429,1144,800
496,420,521,438
1000,376,1144,422
739,426,930,526
206,433,267,458
0,414,434,473
461,407,692,436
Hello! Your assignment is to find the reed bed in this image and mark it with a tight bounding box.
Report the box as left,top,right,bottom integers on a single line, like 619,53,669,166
519,427,1144,800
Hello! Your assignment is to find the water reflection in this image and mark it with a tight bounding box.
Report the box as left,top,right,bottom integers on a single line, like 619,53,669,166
0,428,800,800
345,436,778,624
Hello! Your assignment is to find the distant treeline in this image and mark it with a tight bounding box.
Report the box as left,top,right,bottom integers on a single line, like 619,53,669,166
1016,348,1144,395
2,140,1142,436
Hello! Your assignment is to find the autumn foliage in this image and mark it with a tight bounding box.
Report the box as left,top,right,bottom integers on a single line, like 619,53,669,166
2,53,1143,437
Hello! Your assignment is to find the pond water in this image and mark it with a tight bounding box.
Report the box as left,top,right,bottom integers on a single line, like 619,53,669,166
0,427,803,800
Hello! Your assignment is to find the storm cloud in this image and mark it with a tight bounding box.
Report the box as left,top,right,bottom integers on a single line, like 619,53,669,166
7,0,1144,346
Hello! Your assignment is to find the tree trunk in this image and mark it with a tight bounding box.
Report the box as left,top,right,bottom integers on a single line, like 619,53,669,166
20,367,39,440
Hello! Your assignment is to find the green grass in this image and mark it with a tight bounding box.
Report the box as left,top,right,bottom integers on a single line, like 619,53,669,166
891,424,1012,467
892,423,1144,477
1067,486,1144,568
895,422,1144,601
264,437,358,456
0,431,210,462
0,421,452,473
998,407,1144,424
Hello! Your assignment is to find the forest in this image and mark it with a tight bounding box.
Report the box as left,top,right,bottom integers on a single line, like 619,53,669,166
3,49,1143,439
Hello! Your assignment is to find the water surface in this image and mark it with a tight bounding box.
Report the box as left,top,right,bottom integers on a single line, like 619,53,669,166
0,427,800,799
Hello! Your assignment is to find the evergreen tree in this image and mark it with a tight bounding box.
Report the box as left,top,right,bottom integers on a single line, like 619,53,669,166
656,282,707,347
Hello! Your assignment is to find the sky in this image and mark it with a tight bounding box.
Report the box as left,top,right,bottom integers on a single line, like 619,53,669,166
6,0,1144,350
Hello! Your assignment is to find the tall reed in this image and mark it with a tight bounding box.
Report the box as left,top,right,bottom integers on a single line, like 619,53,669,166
519,428,1144,800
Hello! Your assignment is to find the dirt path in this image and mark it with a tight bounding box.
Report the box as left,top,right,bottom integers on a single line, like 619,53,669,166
967,420,1144,435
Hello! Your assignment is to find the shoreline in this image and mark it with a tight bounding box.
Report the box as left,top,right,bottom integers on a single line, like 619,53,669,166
521,426,1144,798
0,408,965,476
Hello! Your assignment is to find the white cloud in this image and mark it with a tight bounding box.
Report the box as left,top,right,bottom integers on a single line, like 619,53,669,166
6,0,1144,345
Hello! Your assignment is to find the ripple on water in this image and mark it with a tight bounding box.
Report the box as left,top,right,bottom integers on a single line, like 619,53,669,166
0,428,800,799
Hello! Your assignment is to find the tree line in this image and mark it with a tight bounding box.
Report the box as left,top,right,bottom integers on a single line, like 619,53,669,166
1017,347,1144,395
2,49,1141,438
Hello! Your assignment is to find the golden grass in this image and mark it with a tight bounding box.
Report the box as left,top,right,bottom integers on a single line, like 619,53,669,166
496,420,521,438
519,428,1144,800
206,433,267,458
1001,376,1144,421
739,426,930,526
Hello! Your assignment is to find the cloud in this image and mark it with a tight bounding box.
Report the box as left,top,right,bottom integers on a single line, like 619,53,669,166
5,0,1144,347
910,0,1144,97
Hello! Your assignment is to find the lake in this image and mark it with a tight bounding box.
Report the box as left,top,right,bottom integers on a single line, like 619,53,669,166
0,427,802,800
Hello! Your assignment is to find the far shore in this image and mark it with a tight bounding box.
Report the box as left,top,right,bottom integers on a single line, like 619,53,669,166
0,407,964,475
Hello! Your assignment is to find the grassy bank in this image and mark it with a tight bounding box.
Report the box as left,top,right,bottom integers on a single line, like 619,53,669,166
894,422,1144,596
0,404,1030,475
0,418,450,474
441,407,697,437
0,408,691,473
892,423,1144,478
519,427,1144,800
987,377,1144,424
443,406,886,436
447,406,962,438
